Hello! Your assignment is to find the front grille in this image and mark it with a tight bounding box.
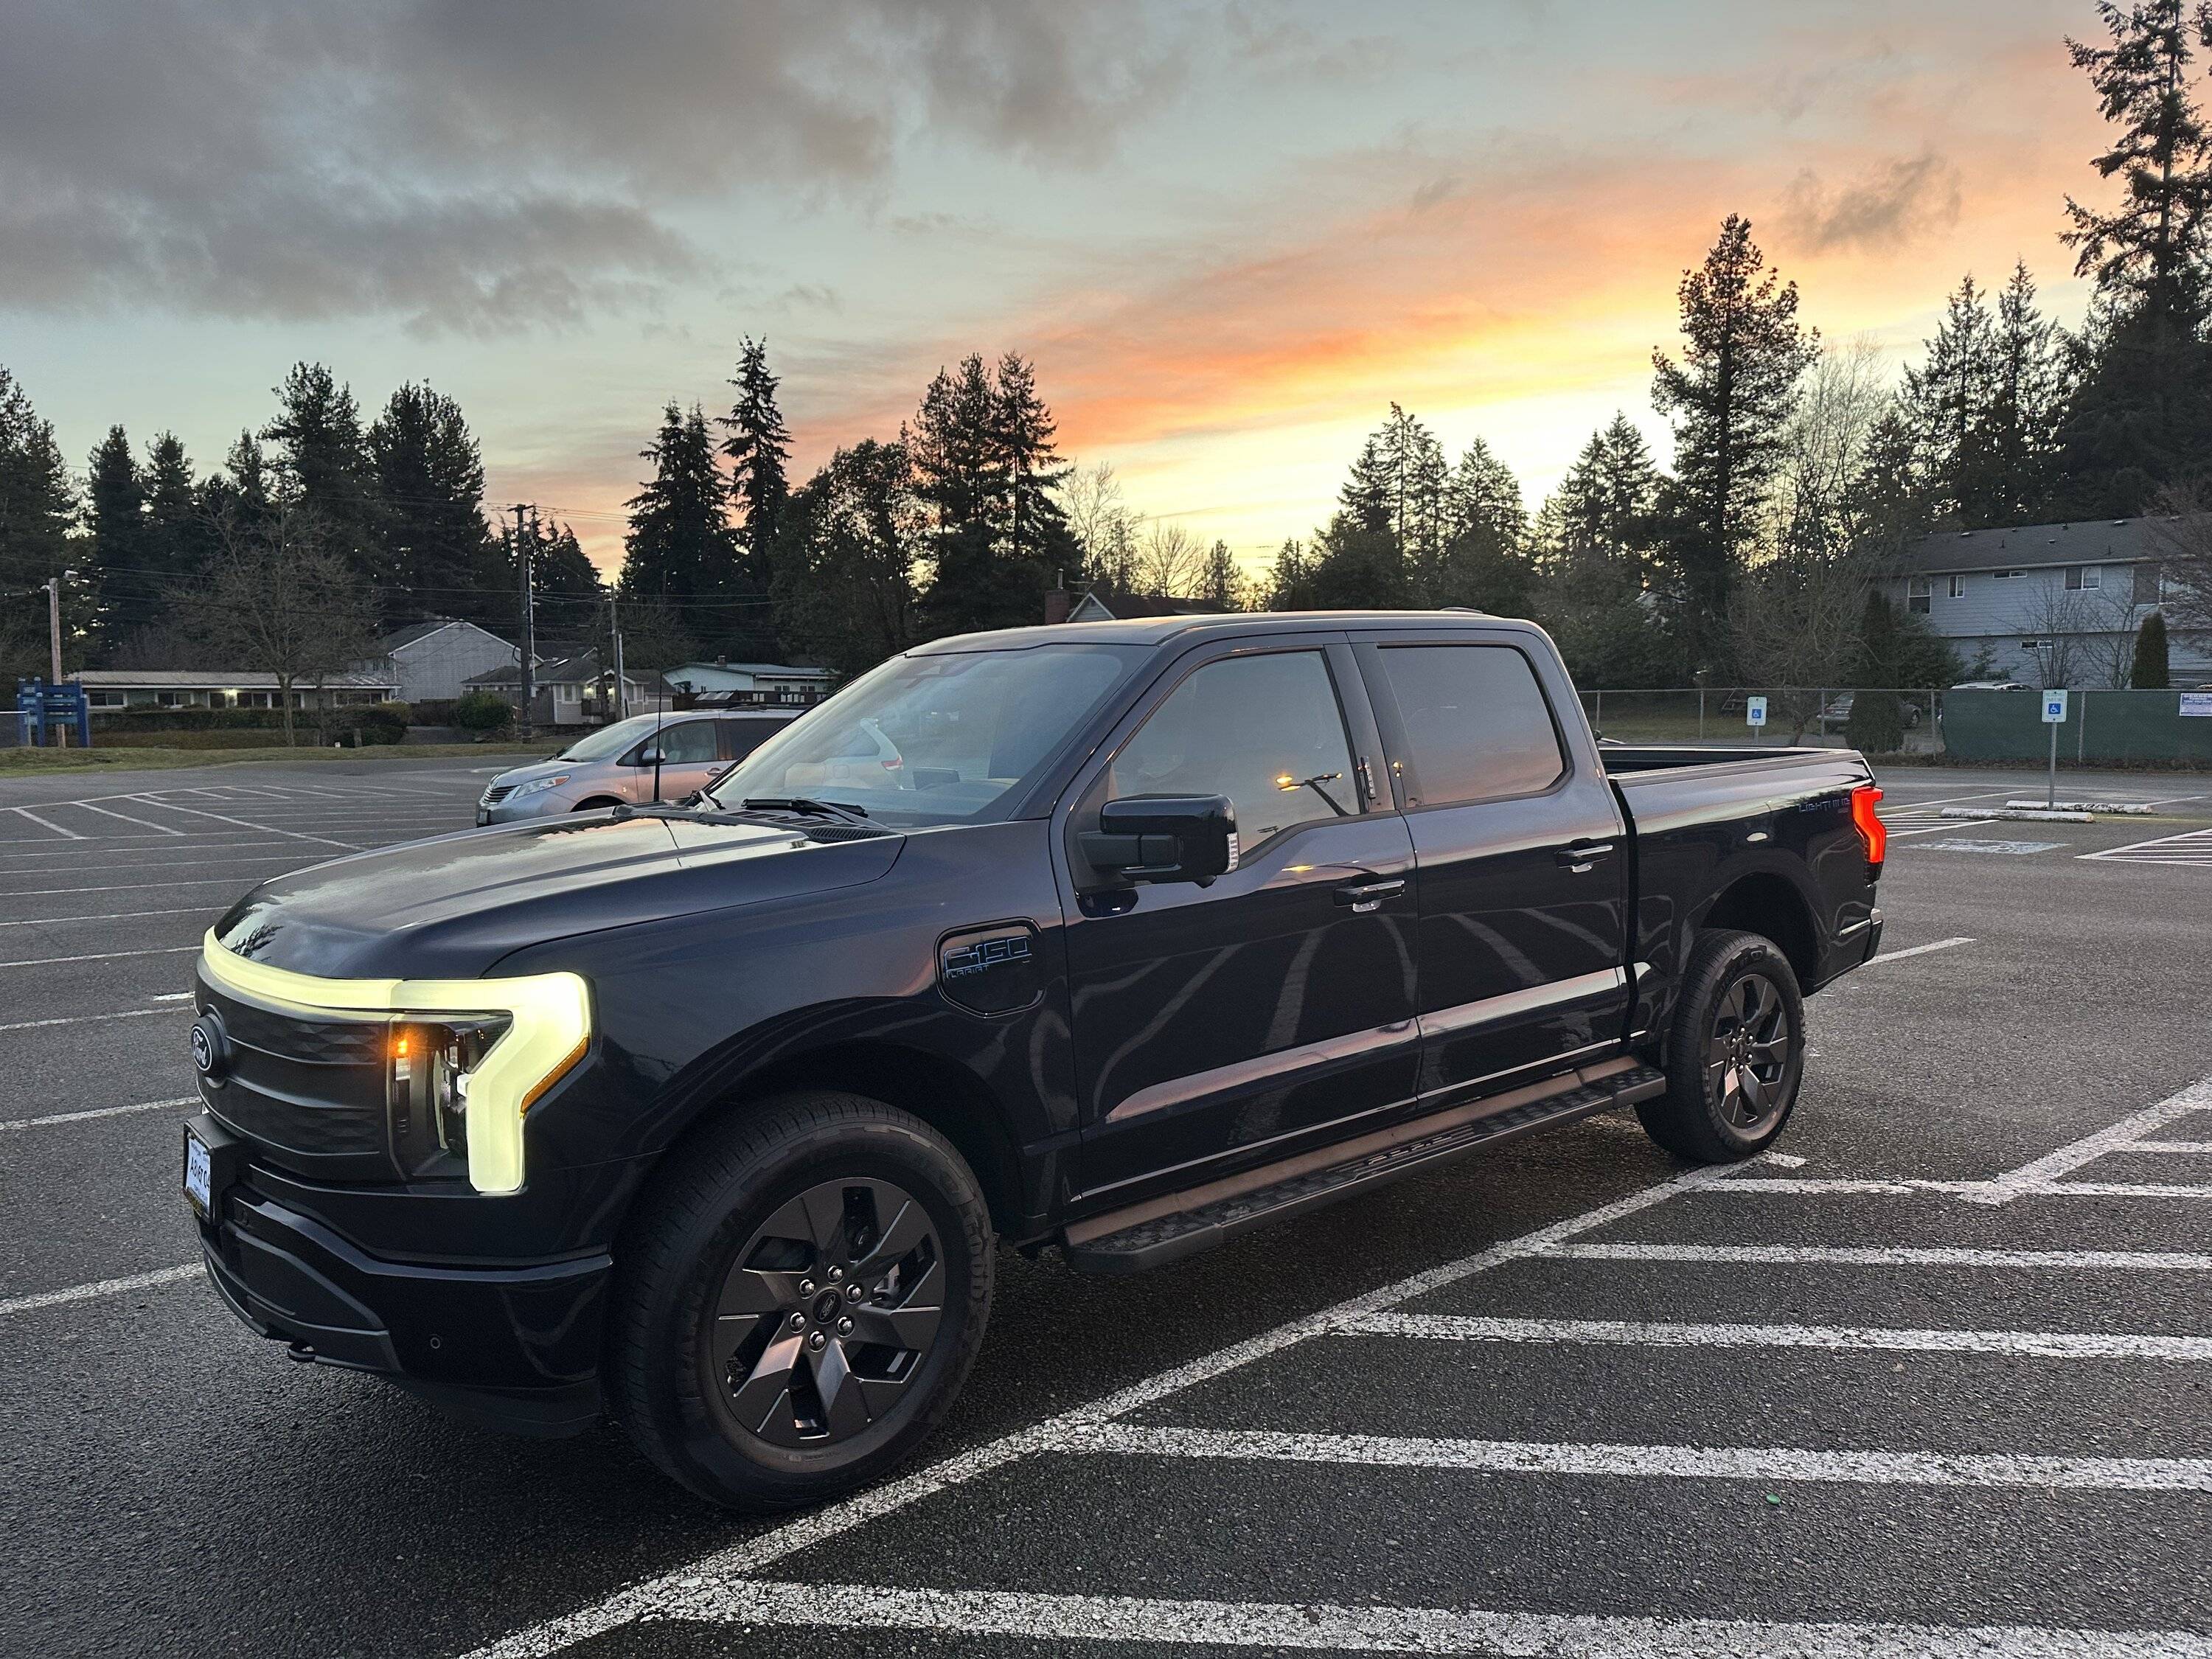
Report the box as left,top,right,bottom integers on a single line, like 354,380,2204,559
481,783,514,807
197,973,397,1182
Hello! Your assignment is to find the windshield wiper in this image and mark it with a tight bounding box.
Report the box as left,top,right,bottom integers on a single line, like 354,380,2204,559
739,796,873,825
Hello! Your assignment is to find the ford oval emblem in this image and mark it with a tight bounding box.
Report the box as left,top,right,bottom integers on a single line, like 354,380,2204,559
190,1014,229,1083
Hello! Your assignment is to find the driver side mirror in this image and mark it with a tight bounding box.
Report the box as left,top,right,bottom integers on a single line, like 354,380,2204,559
1078,794,1235,888
632,748,665,768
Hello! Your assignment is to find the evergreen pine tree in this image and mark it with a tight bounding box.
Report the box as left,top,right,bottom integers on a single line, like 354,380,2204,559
0,367,78,681
992,352,1077,585
1650,214,1820,670
912,353,1066,635
1197,540,1248,611
260,364,380,593
620,405,735,636
142,433,210,586
1551,414,1663,563
1430,439,1535,612
367,383,490,628
85,425,146,649
720,337,793,595
1264,538,1318,611
1901,275,1996,522
2132,609,2171,686
776,439,924,674
1971,262,2068,524
2051,0,2212,513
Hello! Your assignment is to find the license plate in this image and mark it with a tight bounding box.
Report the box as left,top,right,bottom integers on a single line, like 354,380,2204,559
476,808,490,826
183,1124,215,1216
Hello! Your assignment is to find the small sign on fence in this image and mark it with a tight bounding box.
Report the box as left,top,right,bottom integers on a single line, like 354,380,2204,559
1745,695,1768,729
2041,690,2068,724
2181,693,2212,719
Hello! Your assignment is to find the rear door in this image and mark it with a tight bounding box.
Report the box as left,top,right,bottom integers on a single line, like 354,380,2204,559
649,717,726,801
1350,631,1630,1102
1060,636,1419,1200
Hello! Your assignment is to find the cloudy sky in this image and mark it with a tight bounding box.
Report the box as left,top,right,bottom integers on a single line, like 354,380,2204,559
2,0,2110,574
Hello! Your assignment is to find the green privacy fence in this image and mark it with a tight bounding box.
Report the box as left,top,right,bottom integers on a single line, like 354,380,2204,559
1939,689,2212,764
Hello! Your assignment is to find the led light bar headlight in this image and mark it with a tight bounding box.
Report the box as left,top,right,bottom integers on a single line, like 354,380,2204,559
198,932,591,1194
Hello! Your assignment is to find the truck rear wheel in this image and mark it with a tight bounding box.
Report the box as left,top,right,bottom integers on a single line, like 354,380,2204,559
1638,929,1804,1163
608,1091,994,1511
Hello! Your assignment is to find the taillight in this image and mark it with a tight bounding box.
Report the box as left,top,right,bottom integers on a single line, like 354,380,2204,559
1851,784,1886,872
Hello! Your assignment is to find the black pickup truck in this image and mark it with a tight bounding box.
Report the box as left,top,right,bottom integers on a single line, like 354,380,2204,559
183,611,1886,1509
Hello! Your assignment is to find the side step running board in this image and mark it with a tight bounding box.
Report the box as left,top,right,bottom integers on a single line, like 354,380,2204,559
1062,1062,1666,1275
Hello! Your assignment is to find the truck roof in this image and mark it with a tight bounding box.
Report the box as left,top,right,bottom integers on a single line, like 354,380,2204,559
911,609,1534,654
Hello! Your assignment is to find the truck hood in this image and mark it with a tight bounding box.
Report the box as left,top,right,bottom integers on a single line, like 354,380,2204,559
211,813,905,981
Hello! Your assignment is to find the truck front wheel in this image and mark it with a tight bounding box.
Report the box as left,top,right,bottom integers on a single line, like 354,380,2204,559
608,1091,995,1510
1638,929,1805,1163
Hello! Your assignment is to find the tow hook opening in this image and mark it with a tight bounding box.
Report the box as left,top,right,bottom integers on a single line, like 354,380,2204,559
285,1341,317,1365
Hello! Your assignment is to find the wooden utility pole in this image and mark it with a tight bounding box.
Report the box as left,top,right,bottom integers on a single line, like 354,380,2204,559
514,504,535,738
609,594,627,721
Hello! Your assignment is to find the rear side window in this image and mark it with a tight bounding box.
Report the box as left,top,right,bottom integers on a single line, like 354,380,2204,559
653,720,720,765
1374,645,1565,806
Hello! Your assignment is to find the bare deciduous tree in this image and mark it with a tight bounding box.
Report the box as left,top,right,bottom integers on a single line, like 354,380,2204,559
1765,339,1892,563
1133,521,1206,596
2010,582,2141,689
1062,461,1140,589
1728,554,1874,738
2149,482,2212,632
184,501,378,745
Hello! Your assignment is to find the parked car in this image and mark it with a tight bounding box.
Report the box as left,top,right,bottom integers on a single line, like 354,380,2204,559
184,611,1886,1511
1950,680,2031,691
1816,694,1923,732
475,710,796,824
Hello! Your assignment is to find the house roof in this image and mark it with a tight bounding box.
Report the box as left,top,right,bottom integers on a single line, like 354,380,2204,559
73,669,398,690
1070,587,1214,620
667,660,838,681
375,617,515,654
1893,518,2174,577
464,653,661,689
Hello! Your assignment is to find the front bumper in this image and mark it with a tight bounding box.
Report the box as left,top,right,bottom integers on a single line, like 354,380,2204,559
191,1119,611,1437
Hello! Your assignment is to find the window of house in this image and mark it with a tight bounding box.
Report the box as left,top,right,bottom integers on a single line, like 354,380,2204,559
2065,566,2101,591
1947,574,1965,599
87,690,124,709
1107,651,1358,846
1371,644,1567,807
1992,569,2023,580
2134,563,2162,605
2020,639,2046,651
1907,576,1931,614
156,691,182,708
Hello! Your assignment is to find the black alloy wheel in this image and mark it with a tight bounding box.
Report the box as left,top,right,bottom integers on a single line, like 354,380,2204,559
1639,928,1805,1163
1705,971,1792,1133
709,1177,944,1450
610,1091,993,1512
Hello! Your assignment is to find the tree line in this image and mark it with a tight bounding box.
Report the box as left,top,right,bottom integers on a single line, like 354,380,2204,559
4,0,2210,698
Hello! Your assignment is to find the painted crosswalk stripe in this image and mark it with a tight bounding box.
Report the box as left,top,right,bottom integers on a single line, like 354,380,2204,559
650,1581,2212,1658
1078,1424,2212,1492
1339,1311,2212,1361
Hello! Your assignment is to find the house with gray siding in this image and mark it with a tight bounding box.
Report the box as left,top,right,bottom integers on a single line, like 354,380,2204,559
372,618,521,703
1881,518,2210,688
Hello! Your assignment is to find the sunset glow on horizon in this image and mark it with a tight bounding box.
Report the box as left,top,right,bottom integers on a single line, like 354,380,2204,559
3,1,2120,579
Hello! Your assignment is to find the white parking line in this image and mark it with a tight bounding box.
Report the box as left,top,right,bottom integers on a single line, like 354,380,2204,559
0,1007,179,1034
0,871,313,897
0,1097,195,1132
1341,1311,2212,1362
7,806,85,839
1859,936,1974,964
0,907,210,929
1085,1423,2212,1492
649,1581,2212,1658
1548,1242,2212,1270
0,1265,201,1317
0,945,201,970
2116,1141,2212,1153
128,796,361,851
70,801,187,835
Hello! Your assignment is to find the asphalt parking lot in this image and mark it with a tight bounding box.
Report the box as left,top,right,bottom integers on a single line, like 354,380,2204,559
2,756,2209,1658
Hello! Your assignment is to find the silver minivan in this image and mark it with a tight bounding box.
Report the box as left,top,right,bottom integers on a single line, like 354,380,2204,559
476,710,796,825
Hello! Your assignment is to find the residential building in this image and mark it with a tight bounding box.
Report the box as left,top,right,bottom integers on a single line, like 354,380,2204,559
1881,518,2210,688
661,657,837,706
371,618,519,703
73,668,400,714
462,653,667,728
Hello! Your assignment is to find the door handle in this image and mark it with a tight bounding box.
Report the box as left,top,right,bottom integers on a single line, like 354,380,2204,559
1556,841,1615,873
1334,877,1405,913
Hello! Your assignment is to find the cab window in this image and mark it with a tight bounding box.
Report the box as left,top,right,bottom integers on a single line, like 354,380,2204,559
1107,652,1357,846
643,720,719,765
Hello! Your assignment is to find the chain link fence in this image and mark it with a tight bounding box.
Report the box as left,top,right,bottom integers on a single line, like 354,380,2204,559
1578,686,2212,763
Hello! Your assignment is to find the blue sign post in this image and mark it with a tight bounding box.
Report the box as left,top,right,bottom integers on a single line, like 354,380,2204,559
15,678,91,749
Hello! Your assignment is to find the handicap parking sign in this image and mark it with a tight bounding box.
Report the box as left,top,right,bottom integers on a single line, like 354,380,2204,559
1745,695,1768,728
2041,690,2068,723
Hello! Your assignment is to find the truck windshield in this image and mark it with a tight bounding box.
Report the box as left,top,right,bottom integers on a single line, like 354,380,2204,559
707,643,1147,828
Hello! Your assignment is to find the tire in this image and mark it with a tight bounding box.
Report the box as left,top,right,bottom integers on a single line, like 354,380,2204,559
1638,929,1806,1164
608,1091,995,1511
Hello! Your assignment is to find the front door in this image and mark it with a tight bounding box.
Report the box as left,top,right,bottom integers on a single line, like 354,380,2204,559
643,717,727,802
1350,633,1630,1101
1062,640,1419,1200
